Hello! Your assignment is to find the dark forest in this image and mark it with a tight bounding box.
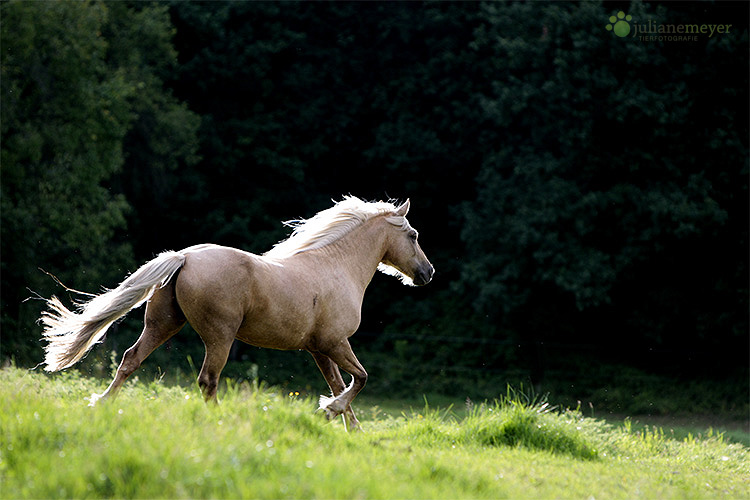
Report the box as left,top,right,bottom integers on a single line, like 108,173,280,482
2,1,747,404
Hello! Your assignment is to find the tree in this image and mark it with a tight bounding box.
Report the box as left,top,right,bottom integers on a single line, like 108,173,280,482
459,1,748,372
1,1,199,364
3,0,745,383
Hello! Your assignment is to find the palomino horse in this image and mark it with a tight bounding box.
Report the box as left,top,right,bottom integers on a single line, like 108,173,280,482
40,197,433,429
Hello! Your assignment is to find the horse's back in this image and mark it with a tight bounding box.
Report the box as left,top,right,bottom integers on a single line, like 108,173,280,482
179,244,259,285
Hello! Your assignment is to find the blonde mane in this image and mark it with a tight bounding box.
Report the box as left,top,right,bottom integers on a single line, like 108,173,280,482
265,196,409,259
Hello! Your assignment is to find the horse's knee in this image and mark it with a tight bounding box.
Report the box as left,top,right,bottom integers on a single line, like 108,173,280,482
354,369,368,390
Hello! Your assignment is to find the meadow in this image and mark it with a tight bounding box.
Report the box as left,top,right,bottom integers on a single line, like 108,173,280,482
1,366,748,499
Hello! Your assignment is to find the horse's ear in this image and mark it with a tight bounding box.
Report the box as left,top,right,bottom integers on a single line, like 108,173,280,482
395,199,410,217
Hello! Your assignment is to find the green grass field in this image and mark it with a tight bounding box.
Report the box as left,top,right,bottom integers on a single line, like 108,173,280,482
1,366,748,499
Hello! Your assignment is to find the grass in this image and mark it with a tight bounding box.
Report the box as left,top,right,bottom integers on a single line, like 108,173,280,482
1,366,748,499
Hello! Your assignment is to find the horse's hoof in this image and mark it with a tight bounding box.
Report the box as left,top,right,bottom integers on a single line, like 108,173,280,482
86,392,105,407
347,421,364,433
318,395,345,419
83,394,102,407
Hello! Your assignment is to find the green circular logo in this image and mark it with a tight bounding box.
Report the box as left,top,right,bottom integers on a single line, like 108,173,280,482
606,11,632,38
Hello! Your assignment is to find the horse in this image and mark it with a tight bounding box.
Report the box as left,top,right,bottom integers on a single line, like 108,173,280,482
40,196,434,430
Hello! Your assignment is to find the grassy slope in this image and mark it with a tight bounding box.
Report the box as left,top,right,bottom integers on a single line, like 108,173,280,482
1,367,748,499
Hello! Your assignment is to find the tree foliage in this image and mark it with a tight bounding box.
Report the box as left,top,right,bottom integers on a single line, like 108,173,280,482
1,0,199,361
2,1,746,381
460,2,747,352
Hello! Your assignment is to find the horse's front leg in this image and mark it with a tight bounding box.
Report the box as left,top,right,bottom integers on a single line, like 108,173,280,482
309,348,364,431
314,341,367,428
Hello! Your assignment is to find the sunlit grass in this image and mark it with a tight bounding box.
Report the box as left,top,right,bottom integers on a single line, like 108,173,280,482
1,366,748,499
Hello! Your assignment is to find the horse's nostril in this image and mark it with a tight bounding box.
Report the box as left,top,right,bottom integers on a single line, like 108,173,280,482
415,265,434,286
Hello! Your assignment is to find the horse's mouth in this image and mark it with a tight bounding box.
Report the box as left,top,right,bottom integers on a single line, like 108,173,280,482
413,265,435,286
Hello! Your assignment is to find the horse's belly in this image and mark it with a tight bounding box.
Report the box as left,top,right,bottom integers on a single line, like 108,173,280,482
234,308,313,351
234,325,308,351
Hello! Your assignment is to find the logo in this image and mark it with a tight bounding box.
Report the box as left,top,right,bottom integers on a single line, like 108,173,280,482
605,11,632,38
604,10,732,42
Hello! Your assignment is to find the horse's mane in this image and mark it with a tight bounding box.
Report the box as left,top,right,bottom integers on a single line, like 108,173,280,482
265,196,408,259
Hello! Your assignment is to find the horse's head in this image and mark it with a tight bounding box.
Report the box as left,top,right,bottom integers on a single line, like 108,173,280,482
378,200,435,286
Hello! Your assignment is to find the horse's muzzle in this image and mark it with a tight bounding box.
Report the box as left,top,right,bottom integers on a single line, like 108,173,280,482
413,264,435,286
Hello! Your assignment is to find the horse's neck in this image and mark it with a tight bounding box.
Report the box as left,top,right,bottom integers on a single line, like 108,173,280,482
316,217,389,292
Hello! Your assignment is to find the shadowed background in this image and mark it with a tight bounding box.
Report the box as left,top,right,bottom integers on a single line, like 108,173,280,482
2,1,747,414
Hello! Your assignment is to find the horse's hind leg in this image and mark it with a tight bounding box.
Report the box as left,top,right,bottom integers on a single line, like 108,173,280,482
310,351,361,430
90,282,185,405
196,337,234,402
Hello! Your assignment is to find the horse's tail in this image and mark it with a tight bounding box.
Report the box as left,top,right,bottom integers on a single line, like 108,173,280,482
41,250,187,372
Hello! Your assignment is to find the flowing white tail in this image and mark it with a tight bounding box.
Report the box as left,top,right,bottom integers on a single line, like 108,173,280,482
41,251,186,372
